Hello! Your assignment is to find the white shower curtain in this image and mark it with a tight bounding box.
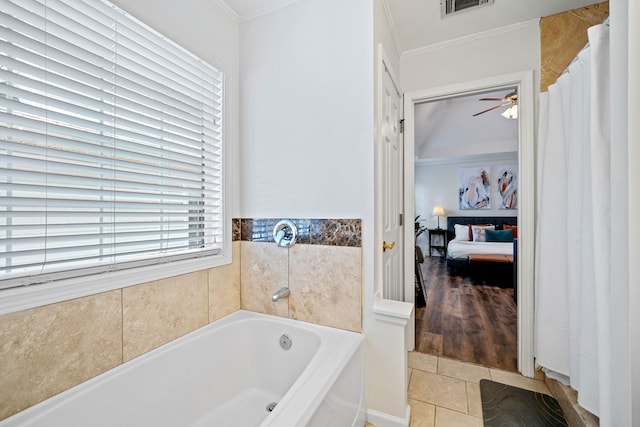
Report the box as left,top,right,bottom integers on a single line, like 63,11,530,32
536,23,610,418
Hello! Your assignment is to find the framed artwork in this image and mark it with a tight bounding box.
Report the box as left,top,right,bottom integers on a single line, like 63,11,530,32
458,167,491,209
497,165,518,209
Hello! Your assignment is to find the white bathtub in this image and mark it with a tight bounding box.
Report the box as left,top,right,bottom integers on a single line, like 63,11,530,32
1,310,366,427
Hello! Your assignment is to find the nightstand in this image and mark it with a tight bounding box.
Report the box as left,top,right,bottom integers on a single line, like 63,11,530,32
428,228,447,257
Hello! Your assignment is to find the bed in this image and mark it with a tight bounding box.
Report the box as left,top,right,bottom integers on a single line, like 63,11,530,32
445,216,517,288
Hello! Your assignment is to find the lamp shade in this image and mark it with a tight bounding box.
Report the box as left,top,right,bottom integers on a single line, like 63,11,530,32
432,206,445,217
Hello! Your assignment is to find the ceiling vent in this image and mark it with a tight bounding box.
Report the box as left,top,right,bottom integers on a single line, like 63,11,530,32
441,0,494,18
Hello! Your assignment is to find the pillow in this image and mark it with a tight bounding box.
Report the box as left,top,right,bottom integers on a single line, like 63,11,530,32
454,224,470,241
503,224,518,239
467,224,490,241
471,225,495,242
485,229,514,242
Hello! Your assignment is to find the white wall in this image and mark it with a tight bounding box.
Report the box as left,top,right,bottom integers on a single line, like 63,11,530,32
110,0,241,217
400,19,539,271
610,0,636,425
400,21,540,93
626,0,640,422
239,0,374,219
374,0,401,75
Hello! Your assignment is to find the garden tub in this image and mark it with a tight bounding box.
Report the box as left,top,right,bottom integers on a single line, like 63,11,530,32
1,310,366,427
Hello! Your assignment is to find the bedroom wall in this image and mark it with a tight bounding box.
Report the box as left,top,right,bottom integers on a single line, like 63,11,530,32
415,152,518,253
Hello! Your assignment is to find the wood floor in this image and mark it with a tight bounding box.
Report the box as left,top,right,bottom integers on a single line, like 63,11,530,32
415,255,518,372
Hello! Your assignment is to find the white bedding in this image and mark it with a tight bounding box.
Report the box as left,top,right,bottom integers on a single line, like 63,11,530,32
447,240,513,260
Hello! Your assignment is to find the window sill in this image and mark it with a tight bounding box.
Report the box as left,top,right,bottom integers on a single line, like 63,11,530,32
0,252,232,316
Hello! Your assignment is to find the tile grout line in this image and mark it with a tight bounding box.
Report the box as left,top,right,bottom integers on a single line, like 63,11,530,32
120,288,124,364
465,380,471,415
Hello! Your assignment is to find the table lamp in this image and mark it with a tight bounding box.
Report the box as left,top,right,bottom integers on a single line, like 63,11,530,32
432,206,445,229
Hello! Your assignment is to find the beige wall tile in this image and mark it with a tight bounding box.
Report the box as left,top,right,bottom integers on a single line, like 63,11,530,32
240,242,289,317
208,241,241,322
288,245,362,332
0,291,122,420
122,270,209,361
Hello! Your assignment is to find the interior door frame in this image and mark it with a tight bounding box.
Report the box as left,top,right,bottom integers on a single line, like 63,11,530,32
375,43,406,299
403,70,536,377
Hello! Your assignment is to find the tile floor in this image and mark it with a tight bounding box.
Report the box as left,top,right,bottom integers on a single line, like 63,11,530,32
366,351,550,427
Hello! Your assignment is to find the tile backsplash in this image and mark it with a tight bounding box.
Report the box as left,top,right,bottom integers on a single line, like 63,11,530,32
0,243,241,421
0,218,361,421
237,218,362,331
238,218,361,246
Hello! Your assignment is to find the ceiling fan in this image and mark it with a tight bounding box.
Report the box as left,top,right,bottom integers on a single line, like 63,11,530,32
472,91,518,118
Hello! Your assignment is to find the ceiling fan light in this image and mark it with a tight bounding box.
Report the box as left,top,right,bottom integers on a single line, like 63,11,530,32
501,104,518,119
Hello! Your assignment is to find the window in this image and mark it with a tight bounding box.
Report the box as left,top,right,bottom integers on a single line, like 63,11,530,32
0,0,225,291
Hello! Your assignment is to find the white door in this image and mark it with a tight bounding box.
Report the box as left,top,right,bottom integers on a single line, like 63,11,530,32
381,65,404,301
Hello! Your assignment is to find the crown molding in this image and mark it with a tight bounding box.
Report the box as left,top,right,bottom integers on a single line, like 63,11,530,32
401,18,539,59
380,0,403,61
415,150,517,167
215,0,240,23
215,0,301,24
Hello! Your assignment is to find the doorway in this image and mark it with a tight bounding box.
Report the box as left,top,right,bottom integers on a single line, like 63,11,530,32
403,71,535,377
414,89,518,371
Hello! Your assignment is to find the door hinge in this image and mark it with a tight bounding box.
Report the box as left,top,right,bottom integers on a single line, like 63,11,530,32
399,213,403,226
399,119,404,133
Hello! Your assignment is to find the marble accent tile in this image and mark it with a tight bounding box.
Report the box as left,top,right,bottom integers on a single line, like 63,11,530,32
208,241,241,322
232,218,241,241
408,370,468,414
409,351,438,373
409,398,436,427
288,245,362,332
489,368,552,395
238,218,361,247
122,270,209,362
240,241,289,318
0,291,122,420
466,382,483,417
437,357,491,383
240,218,311,244
310,219,361,246
434,407,481,427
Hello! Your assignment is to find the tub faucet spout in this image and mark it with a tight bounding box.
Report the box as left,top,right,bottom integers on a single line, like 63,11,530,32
272,287,290,302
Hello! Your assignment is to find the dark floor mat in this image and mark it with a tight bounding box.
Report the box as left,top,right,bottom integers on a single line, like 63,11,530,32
480,379,568,427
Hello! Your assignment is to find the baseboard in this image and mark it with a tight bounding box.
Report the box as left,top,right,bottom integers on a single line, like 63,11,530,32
366,405,410,427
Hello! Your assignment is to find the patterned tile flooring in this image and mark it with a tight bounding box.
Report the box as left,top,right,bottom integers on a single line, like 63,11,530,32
366,351,550,427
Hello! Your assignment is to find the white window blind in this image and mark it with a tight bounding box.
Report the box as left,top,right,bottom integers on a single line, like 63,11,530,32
0,0,224,289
